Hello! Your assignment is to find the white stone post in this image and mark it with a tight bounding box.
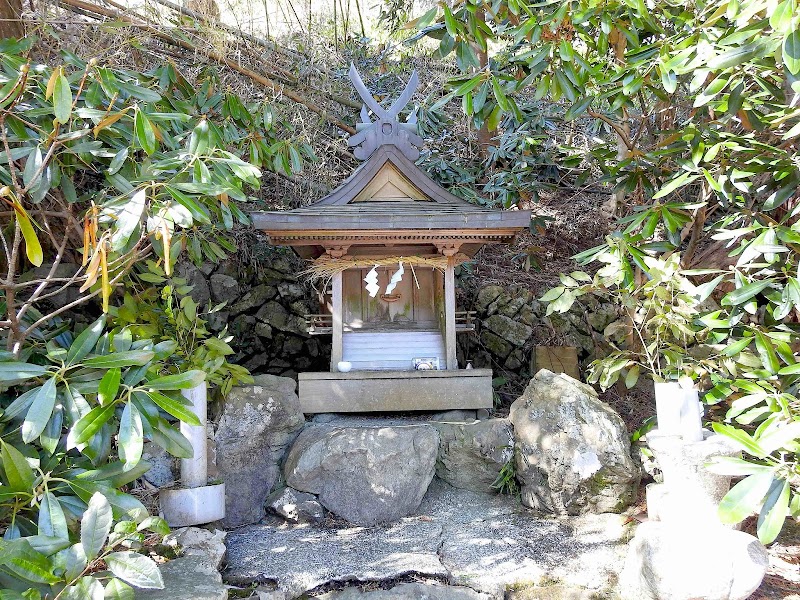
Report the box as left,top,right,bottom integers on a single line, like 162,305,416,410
159,383,226,527
180,384,208,488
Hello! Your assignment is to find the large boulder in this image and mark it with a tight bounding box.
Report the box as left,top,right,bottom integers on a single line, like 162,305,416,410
318,583,492,600
214,375,305,527
431,419,514,493
510,370,639,515
619,522,768,600
283,424,439,526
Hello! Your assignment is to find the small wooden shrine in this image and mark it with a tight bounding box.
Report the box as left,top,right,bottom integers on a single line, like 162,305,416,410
252,66,530,413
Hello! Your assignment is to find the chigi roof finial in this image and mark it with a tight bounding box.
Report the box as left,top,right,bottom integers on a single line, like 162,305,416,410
347,64,424,161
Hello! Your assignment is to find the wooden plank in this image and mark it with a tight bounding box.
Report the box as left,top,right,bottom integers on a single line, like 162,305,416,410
300,368,491,381
532,346,580,380
331,271,343,371
299,370,493,413
444,258,457,369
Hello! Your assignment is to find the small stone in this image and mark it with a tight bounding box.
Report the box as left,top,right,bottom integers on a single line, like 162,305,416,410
142,442,177,487
510,370,639,515
267,487,325,524
162,527,227,571
430,409,477,422
277,281,305,301
480,330,513,359
431,419,514,493
284,424,439,526
137,555,227,600
231,284,278,314
619,522,768,600
586,304,617,332
175,262,211,307
209,274,240,304
254,322,273,339
505,349,525,370
484,314,533,347
498,295,529,319
475,285,505,312
476,409,490,420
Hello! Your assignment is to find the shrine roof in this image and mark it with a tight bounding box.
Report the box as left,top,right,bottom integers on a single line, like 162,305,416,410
249,65,530,251
250,146,530,233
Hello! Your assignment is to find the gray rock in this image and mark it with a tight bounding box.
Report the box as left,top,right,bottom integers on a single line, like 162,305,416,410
475,285,505,312
284,424,439,526
476,409,490,421
586,304,617,332
498,295,530,319
209,274,240,304
142,442,177,487
619,522,768,600
277,281,306,300
318,583,492,600
484,314,533,347
430,409,477,422
214,375,305,527
256,300,305,334
480,330,513,359
431,419,514,493
225,518,447,597
510,370,639,515
266,487,325,524
231,284,277,314
175,262,211,307
138,555,227,600
162,527,227,570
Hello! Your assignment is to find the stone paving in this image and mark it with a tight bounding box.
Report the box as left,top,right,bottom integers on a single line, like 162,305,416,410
224,479,630,599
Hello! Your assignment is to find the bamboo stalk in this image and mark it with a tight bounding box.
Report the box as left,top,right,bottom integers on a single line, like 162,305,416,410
57,0,357,134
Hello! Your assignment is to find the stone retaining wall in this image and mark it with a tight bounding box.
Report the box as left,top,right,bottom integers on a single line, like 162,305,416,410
180,251,618,385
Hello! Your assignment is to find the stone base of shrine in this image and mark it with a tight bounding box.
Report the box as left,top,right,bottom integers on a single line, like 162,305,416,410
298,369,493,413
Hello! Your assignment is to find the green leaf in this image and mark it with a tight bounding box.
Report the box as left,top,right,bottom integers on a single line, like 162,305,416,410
53,71,72,124
62,576,104,600
783,29,800,76
104,579,135,600
717,471,774,525
565,96,593,121
111,189,146,251
21,376,57,443
146,391,201,426
134,110,156,155
757,420,800,454
83,350,154,368
0,539,60,584
67,316,107,365
0,362,47,383
118,402,143,469
69,403,116,446
721,280,774,307
705,456,772,476
16,207,43,267
146,370,205,391
0,440,35,492
151,418,193,458
712,422,767,458
104,551,164,589
757,478,791,544
754,331,780,375
38,492,68,540
81,492,113,561
25,535,71,556
653,172,699,199
98,368,121,407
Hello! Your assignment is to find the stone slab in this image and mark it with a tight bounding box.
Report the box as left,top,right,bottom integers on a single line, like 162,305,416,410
139,556,227,600
299,369,492,413
225,518,447,597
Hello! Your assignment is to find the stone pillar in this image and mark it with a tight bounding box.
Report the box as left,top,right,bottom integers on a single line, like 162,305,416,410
444,257,457,370
180,384,208,488
331,270,343,371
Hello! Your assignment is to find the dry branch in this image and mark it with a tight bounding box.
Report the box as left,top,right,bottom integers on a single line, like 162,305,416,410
57,0,357,135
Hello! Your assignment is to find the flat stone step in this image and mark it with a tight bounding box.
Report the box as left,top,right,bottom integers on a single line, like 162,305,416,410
224,480,630,599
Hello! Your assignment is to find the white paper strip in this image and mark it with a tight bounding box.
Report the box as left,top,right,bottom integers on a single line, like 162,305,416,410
364,265,380,298
385,262,405,295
